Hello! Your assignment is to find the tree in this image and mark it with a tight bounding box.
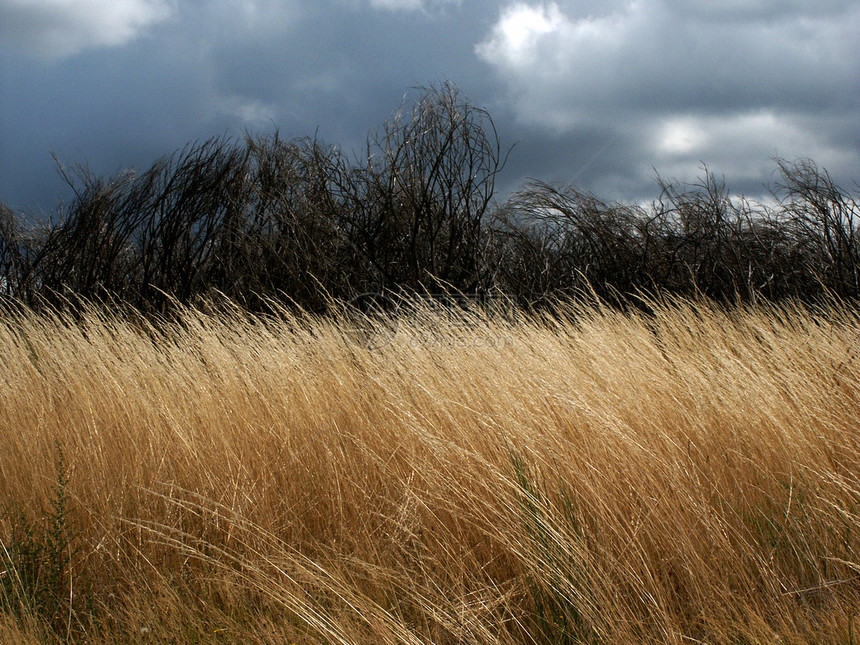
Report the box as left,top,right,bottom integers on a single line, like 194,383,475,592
341,82,509,294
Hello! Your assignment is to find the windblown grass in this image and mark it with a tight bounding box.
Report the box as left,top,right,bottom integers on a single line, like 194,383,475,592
0,297,858,643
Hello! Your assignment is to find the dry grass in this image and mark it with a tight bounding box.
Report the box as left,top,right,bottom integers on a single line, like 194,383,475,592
0,296,858,644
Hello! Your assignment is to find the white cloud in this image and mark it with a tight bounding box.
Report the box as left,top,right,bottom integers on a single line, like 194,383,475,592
653,111,806,161
475,0,859,185
475,0,860,129
473,0,860,198
643,109,858,193
0,0,173,61
474,2,567,68
475,1,654,128
655,116,708,156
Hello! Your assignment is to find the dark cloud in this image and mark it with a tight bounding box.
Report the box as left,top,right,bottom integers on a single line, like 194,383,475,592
1,0,857,213
475,0,859,198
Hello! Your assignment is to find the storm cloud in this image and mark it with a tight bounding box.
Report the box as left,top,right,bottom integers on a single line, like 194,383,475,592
1,0,857,213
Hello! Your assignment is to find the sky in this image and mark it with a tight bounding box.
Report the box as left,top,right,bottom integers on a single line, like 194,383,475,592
1,0,858,215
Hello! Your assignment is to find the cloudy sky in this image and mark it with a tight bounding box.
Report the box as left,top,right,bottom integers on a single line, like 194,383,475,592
1,0,858,214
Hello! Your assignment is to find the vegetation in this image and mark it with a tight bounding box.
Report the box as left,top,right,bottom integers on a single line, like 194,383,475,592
0,297,858,643
2,83,859,315
1,82,859,642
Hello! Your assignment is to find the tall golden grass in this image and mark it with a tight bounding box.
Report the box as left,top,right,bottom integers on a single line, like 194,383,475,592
0,297,858,644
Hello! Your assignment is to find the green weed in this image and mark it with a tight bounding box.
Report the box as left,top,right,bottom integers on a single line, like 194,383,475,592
511,450,598,644
1,442,78,638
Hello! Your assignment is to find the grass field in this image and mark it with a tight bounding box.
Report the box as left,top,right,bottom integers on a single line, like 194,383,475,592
0,297,858,644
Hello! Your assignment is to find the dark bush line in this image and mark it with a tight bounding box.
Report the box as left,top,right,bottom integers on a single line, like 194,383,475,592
496,161,860,309
1,83,858,317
